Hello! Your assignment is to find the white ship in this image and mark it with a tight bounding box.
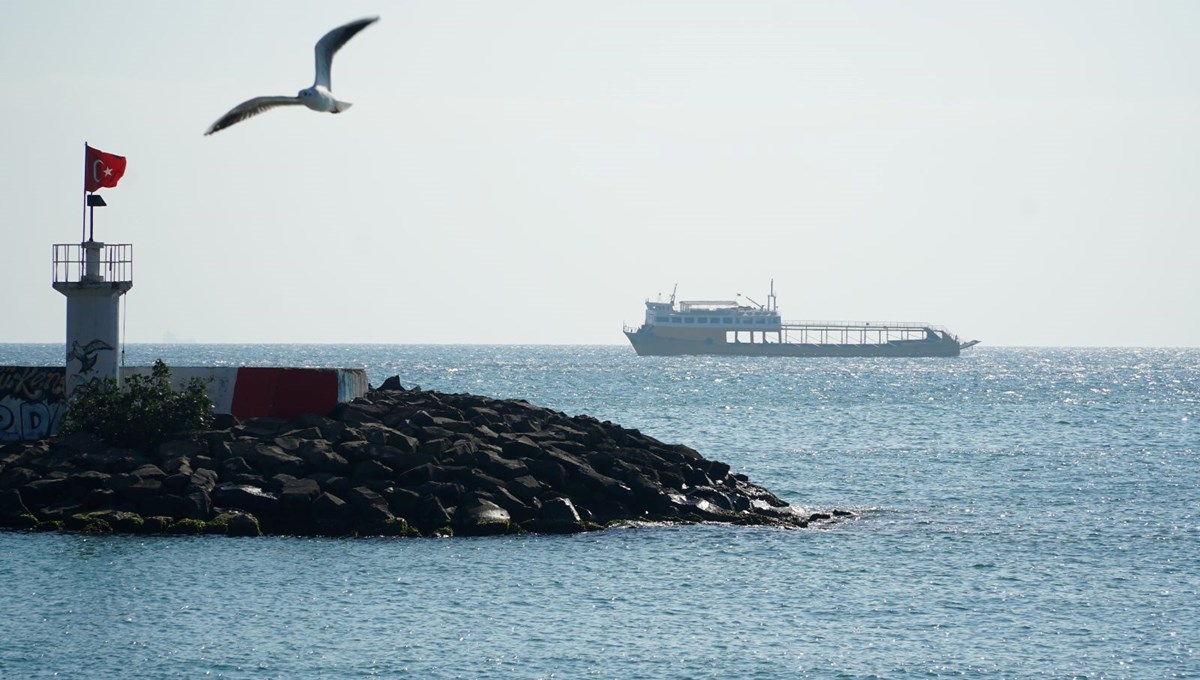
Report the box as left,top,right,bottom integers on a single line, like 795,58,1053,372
624,283,978,358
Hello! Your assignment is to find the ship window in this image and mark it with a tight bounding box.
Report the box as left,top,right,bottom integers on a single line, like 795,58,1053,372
684,317,695,324
655,316,669,323
722,317,733,324
755,318,767,325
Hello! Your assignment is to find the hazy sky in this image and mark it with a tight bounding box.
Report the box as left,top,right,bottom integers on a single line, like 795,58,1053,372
3,1,1198,346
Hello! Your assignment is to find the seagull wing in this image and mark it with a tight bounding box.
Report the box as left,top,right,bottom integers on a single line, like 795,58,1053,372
205,95,304,135
82,339,114,353
313,16,379,90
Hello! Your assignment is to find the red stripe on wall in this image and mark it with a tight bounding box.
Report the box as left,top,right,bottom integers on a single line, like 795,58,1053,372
230,368,340,421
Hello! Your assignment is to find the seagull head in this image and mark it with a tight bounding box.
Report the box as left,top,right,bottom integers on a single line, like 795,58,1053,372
297,86,336,112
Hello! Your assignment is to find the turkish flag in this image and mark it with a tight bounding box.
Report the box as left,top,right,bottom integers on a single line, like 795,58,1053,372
85,145,126,192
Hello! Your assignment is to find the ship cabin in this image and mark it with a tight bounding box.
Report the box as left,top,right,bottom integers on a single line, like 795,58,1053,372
643,299,782,343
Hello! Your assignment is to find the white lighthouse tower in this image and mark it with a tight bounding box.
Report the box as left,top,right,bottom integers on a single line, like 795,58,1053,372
52,195,133,396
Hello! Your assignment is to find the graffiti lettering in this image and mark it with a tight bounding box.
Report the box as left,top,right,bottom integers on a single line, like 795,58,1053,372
0,366,67,402
0,404,13,441
0,367,68,442
1,401,64,442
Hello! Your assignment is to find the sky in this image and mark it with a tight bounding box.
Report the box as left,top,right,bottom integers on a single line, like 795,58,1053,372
3,1,1198,346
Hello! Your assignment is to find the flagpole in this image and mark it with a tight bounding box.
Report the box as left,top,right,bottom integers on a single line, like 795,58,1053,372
82,142,88,244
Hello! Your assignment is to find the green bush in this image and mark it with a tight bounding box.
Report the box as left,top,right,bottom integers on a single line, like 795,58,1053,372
61,360,214,450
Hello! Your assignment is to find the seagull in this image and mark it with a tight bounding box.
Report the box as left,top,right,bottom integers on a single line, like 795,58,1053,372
205,16,379,135
68,339,114,375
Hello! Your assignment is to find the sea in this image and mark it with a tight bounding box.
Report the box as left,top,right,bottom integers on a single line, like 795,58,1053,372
0,344,1196,679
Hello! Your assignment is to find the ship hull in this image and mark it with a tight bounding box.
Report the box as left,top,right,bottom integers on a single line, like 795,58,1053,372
624,329,962,358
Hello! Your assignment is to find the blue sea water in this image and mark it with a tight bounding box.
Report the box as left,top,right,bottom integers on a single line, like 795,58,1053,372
0,344,1196,678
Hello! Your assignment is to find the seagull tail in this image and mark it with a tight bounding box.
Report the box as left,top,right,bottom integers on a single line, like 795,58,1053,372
332,100,354,114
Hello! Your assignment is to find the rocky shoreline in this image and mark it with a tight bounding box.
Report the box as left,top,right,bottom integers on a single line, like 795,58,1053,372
0,378,852,537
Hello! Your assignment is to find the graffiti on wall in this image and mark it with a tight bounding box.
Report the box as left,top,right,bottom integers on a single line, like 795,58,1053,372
67,338,114,393
0,367,67,442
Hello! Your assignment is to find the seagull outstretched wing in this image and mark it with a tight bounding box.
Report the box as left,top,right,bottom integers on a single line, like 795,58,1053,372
204,16,378,135
205,96,304,135
314,16,379,89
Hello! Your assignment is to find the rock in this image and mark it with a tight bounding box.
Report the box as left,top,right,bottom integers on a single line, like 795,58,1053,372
0,489,31,522
244,443,306,477
121,478,164,502
140,495,181,518
500,436,542,460
299,442,350,473
381,486,420,517
353,459,395,483
279,477,321,503
237,417,289,439
311,492,353,535
0,467,39,490
189,468,219,493
219,511,262,537
68,470,111,494
211,413,238,430
413,494,452,535
180,490,211,520
162,456,193,476
22,477,71,507
220,456,254,478
524,497,584,534
0,382,834,537
344,486,393,527
139,516,173,534
159,439,204,459
130,463,167,480
89,510,145,533
212,483,279,518
162,473,191,493
82,488,118,511
452,496,511,536
65,513,112,533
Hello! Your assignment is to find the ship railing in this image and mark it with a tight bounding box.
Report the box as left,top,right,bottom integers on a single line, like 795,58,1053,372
782,319,948,332
773,320,957,345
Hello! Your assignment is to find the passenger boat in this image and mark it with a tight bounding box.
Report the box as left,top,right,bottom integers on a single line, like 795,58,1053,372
623,283,978,358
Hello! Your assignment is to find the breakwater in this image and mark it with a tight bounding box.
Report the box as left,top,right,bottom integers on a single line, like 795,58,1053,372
0,378,849,536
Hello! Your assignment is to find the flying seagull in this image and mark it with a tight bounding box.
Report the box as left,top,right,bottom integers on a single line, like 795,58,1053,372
205,16,379,135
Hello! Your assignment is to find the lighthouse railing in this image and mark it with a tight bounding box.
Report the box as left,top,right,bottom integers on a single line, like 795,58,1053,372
52,243,134,285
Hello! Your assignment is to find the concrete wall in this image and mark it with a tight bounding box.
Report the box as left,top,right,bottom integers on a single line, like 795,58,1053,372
0,366,369,441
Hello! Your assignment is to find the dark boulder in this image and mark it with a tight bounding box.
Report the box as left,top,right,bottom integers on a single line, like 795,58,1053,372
413,494,452,535
0,488,31,522
523,497,584,534
212,483,279,518
311,492,353,535
344,486,394,528
140,494,182,518
244,443,306,477
180,489,211,520
452,496,511,536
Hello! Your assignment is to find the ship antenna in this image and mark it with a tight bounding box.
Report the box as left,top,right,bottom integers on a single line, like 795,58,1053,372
769,279,776,312
670,283,677,306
